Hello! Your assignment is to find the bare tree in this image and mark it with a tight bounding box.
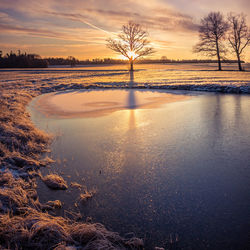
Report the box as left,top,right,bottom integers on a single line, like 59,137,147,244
67,56,77,67
194,12,229,70
107,21,154,71
228,13,249,71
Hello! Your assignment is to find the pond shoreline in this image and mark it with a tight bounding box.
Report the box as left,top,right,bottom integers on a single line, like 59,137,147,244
0,71,249,249
0,85,144,249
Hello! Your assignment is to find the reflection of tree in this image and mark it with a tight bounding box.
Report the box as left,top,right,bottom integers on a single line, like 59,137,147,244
127,90,137,109
200,95,223,148
233,95,242,129
202,94,246,149
127,70,137,110
213,95,222,140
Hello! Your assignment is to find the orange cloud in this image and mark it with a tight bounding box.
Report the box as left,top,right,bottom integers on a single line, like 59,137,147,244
0,0,249,60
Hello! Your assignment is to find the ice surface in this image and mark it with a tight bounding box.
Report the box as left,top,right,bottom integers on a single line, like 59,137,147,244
35,89,190,118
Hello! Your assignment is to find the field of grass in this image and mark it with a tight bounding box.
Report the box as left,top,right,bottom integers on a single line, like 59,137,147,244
0,64,249,249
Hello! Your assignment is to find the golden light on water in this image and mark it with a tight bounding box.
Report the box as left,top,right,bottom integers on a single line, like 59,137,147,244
35,88,191,120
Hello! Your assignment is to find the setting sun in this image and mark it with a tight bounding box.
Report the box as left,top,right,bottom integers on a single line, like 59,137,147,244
0,1,250,249
127,51,138,60
0,0,249,61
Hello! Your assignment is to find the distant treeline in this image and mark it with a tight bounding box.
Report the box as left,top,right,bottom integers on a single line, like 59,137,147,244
46,57,244,66
46,57,126,65
0,51,48,68
0,50,245,68
136,58,244,64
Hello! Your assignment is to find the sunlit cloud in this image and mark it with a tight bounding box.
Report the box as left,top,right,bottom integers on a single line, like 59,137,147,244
0,0,249,60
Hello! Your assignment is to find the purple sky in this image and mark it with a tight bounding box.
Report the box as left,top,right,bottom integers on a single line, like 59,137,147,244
0,0,249,60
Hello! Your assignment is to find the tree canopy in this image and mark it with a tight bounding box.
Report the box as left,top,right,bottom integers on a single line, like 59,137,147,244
194,12,229,70
107,21,154,71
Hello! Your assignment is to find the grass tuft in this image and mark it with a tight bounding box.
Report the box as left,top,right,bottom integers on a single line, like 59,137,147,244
0,77,143,249
42,174,68,190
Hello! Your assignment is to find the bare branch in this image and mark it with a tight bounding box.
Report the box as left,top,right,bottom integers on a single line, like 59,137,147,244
106,21,155,70
193,12,228,70
227,13,249,70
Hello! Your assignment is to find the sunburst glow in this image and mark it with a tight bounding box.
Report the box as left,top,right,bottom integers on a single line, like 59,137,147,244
127,51,138,60
0,1,249,61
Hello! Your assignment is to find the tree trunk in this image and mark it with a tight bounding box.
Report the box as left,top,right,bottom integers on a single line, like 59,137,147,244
216,39,222,71
129,59,134,71
237,53,242,71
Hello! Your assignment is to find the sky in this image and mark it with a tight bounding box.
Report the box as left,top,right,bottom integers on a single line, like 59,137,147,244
0,0,249,61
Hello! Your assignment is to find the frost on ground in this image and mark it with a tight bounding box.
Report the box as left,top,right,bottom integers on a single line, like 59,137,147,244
70,182,82,189
0,90,50,172
45,200,62,209
42,173,68,190
0,64,250,93
0,171,143,249
0,76,143,249
0,64,249,249
79,190,96,203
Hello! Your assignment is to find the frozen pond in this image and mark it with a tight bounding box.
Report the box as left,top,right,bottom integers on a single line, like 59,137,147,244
28,89,250,249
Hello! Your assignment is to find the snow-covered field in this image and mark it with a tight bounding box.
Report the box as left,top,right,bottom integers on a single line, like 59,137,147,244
1,63,250,93
0,63,249,249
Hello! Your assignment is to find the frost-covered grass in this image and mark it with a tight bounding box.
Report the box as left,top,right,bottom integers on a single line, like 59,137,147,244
0,64,249,249
70,182,82,189
42,173,68,190
79,190,96,203
0,69,145,249
0,171,143,249
0,90,51,171
0,63,250,93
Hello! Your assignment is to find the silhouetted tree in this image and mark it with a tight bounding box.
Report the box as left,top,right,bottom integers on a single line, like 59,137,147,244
107,21,154,71
67,56,77,67
194,12,229,70
0,50,48,68
228,13,249,71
